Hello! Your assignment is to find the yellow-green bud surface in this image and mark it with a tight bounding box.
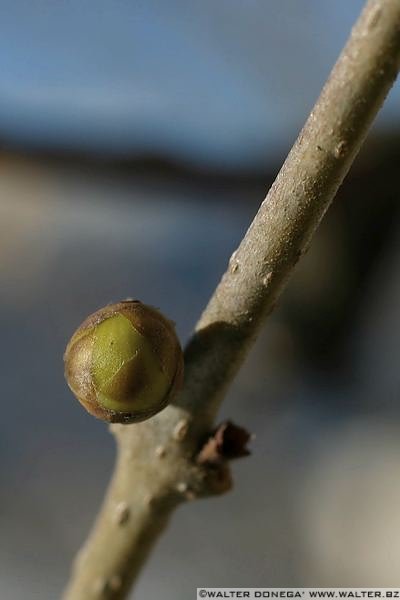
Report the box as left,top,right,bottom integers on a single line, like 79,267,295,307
64,301,184,423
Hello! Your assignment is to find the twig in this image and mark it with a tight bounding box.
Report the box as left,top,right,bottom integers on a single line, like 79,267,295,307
63,1,400,598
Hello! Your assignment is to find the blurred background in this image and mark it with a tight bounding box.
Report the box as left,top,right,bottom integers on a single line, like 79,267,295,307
1,0,400,597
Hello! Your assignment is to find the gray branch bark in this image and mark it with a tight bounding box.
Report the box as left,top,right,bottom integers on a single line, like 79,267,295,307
63,1,400,598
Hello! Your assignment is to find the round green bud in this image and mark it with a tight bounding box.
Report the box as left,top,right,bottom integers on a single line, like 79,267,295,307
64,301,184,423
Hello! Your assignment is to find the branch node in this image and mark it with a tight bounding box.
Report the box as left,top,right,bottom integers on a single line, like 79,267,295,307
197,421,252,466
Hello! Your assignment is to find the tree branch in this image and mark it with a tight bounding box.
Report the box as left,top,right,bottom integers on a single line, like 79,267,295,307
63,1,400,598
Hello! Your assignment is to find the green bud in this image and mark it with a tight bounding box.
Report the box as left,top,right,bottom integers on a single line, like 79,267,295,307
64,301,184,423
